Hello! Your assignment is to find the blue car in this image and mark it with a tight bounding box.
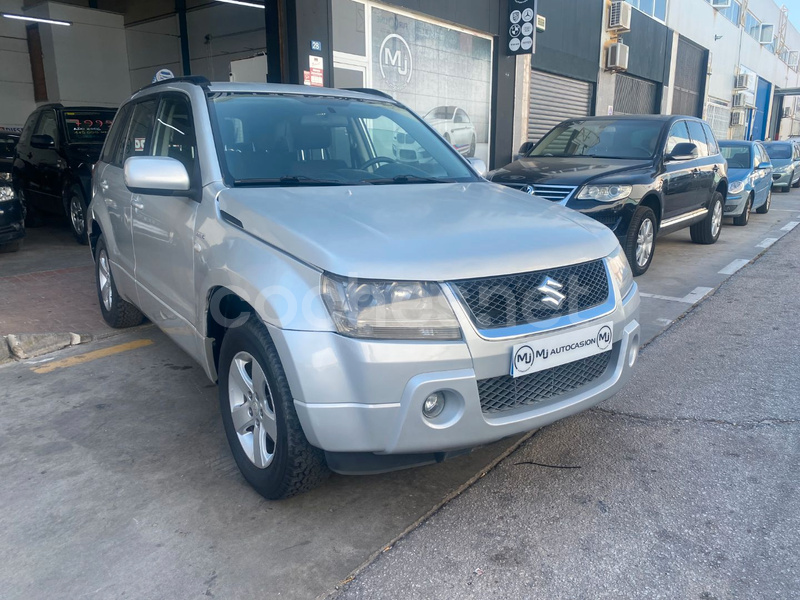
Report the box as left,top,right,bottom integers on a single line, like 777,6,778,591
719,140,773,225
762,140,800,192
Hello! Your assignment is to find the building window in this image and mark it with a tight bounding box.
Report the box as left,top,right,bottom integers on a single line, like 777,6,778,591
705,0,741,25
745,12,761,40
625,0,667,22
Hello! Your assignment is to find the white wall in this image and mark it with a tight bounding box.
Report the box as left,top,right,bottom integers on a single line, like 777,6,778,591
126,15,181,91
26,2,131,107
0,0,36,130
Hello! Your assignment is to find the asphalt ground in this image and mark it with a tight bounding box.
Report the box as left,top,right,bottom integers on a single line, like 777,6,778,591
330,212,800,600
0,191,798,599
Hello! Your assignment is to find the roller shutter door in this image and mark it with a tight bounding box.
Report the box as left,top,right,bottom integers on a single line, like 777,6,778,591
528,70,593,143
672,36,707,117
614,74,658,115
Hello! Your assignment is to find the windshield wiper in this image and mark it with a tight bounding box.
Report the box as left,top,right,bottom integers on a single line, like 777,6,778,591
233,175,347,187
363,175,455,185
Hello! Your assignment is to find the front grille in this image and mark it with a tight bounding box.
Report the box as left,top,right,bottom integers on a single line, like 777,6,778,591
451,260,609,329
501,182,577,203
477,351,612,413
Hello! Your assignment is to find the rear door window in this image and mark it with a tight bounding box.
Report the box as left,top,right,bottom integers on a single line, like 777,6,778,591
686,120,709,157
101,104,132,166
34,110,58,142
121,99,158,162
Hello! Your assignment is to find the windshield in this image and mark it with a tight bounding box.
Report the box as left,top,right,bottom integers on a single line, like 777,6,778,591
209,93,476,186
763,143,792,160
63,110,116,144
0,134,18,158
530,119,663,160
720,144,751,169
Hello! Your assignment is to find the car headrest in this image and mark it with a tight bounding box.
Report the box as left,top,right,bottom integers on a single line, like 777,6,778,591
289,124,331,151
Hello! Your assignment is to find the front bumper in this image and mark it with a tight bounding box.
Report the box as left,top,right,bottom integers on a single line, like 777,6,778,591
724,191,747,216
772,171,793,189
271,281,640,458
0,198,25,244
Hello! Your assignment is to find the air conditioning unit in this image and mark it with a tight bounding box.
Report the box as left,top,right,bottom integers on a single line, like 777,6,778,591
607,42,630,71
710,0,731,7
734,73,753,90
732,92,747,108
730,111,745,126
759,23,775,44
608,1,632,31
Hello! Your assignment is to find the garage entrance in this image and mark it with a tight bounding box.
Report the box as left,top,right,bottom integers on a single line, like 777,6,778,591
672,36,707,117
613,73,659,115
527,69,593,143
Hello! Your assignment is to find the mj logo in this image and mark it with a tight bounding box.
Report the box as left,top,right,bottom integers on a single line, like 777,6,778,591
379,34,413,90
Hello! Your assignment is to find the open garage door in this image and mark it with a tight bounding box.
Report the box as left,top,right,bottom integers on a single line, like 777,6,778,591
528,70,593,143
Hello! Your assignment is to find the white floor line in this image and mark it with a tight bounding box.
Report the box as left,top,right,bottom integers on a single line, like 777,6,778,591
781,221,799,232
756,238,779,248
719,259,750,275
640,286,714,305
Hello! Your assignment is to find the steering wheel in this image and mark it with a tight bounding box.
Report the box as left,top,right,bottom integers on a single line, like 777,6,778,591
359,156,397,170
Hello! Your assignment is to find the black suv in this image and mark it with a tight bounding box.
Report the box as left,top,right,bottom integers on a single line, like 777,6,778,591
13,104,116,243
0,132,24,252
489,115,728,275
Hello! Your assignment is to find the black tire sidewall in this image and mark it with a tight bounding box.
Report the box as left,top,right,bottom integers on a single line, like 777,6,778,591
218,319,292,497
625,206,657,277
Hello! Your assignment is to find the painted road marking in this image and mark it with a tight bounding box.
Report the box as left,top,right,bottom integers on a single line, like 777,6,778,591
781,221,799,232
756,238,779,248
719,259,750,275
31,339,154,374
639,287,714,305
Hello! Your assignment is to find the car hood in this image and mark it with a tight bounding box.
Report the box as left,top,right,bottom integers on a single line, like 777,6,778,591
490,156,653,186
216,182,619,281
727,167,752,182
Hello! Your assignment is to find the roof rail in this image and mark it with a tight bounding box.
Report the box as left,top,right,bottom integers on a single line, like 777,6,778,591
137,75,211,93
342,87,395,100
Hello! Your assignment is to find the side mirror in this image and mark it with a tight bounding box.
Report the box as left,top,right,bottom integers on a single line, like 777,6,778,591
757,161,772,170
30,134,55,149
466,157,487,177
665,142,698,162
518,141,535,157
124,156,190,193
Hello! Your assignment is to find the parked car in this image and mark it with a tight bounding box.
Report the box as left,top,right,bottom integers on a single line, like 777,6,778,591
13,103,116,243
89,78,640,499
424,106,477,157
762,140,800,192
0,132,24,252
488,115,728,276
719,140,773,223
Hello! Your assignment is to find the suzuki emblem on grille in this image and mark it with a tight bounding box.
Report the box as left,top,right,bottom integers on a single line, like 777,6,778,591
524,185,535,195
537,277,566,309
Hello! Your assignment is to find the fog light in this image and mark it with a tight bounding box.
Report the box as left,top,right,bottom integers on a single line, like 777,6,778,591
422,392,445,419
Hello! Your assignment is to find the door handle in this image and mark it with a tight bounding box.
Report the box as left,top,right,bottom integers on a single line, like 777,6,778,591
99,180,109,191
132,199,144,210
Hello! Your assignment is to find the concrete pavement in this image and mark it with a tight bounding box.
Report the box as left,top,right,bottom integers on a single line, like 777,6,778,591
330,221,800,600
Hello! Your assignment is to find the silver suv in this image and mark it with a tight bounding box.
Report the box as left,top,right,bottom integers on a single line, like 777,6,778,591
89,78,641,499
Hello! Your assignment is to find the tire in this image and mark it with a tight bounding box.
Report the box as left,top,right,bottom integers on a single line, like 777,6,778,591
690,191,724,245
756,187,772,214
67,185,88,245
218,315,330,500
468,135,476,158
733,193,752,226
0,240,22,253
793,172,800,188
94,235,144,328
623,206,657,277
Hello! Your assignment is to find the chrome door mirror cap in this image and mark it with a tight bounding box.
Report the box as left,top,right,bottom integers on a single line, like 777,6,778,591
466,157,487,177
124,156,190,193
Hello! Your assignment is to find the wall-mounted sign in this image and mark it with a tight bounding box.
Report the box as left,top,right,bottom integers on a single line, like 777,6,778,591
152,68,175,83
307,55,324,86
378,33,413,91
507,0,537,56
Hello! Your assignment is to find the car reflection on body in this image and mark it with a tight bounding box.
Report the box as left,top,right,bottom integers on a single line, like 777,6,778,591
424,106,477,157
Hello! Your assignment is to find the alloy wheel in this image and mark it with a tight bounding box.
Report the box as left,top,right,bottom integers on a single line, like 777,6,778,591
70,195,85,236
711,200,723,237
97,249,113,311
635,217,654,268
228,351,277,469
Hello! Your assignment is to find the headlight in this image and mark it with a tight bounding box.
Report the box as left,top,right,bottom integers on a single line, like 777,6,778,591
0,173,11,182
577,184,632,203
606,246,634,298
729,180,746,194
0,186,15,203
321,274,461,340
